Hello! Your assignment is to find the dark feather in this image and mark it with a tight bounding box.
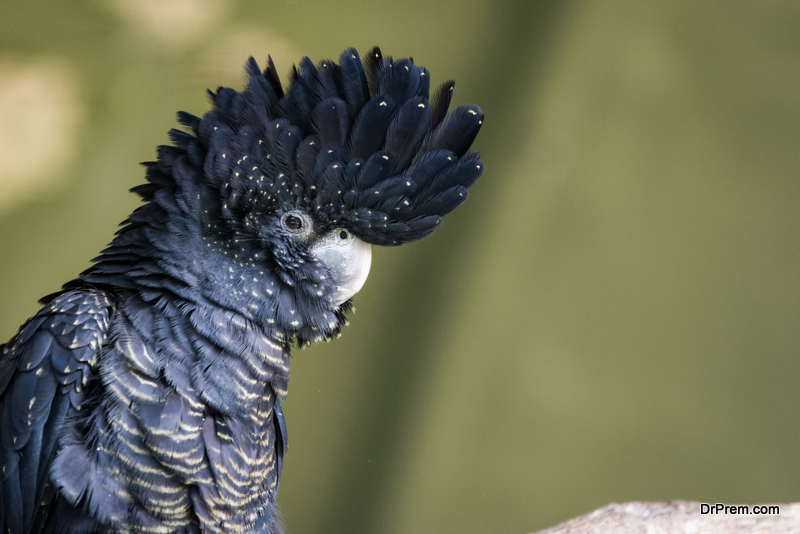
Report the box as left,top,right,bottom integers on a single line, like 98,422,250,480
1,290,110,533
312,97,350,146
378,58,423,103
422,104,483,157
384,96,431,171
335,48,369,119
176,111,201,132
414,185,469,216
346,95,397,160
296,135,321,181
275,81,312,132
273,397,288,489
263,55,285,99
364,46,383,97
356,151,395,191
428,80,454,134
306,58,339,103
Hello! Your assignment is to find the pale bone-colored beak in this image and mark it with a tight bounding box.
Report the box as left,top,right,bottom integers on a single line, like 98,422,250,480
309,230,372,306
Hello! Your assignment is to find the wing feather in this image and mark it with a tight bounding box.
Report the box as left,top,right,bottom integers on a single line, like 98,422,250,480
0,289,112,533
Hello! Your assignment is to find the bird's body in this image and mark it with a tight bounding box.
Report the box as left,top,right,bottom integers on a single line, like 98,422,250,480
0,47,484,533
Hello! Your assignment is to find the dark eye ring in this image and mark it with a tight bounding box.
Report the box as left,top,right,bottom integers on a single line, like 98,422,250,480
285,215,303,230
339,230,349,240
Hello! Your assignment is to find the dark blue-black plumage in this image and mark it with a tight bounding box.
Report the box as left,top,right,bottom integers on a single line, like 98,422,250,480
0,46,484,533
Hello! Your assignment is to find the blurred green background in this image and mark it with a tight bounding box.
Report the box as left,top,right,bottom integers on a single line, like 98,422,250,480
1,0,799,532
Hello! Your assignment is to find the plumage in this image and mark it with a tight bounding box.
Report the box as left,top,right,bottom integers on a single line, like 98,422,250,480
311,97,350,146
428,79,455,134
334,48,369,120
346,94,399,160
0,46,484,533
384,96,432,171
422,103,484,157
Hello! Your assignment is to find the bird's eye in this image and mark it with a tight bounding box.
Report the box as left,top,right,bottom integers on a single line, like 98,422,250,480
281,211,313,238
339,230,349,240
286,215,303,230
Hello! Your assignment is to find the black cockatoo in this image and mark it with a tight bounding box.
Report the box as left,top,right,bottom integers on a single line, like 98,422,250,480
0,46,484,533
